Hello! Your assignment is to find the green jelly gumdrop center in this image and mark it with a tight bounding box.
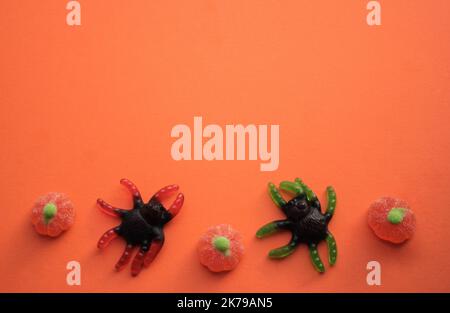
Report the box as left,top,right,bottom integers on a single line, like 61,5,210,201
387,207,405,224
213,236,230,255
43,203,57,224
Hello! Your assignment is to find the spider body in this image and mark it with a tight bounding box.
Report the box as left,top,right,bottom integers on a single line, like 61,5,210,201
257,178,337,273
117,199,169,245
97,179,184,276
282,194,329,244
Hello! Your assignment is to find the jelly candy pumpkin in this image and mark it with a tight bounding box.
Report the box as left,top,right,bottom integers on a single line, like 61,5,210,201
368,196,416,244
31,192,75,237
198,224,244,272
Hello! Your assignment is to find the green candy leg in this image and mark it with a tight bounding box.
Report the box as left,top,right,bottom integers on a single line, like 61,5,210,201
326,186,336,217
295,178,316,202
326,232,337,266
269,245,295,259
279,181,303,195
308,243,325,273
268,233,299,259
256,220,291,238
268,182,286,207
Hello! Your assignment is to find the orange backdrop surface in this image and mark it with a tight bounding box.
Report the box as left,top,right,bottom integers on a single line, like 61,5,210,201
1,1,449,292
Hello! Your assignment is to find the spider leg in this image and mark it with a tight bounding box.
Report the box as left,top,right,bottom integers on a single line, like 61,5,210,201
115,244,134,271
295,178,317,202
130,244,149,277
153,184,179,201
167,193,184,218
326,231,337,266
308,243,325,273
268,233,299,259
144,239,164,267
324,186,336,222
97,198,127,217
279,181,304,195
151,185,184,218
256,220,292,238
120,178,143,206
268,182,286,208
97,227,120,249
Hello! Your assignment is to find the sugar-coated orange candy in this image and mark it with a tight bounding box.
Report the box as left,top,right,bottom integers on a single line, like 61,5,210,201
31,192,75,237
368,197,416,244
197,224,244,272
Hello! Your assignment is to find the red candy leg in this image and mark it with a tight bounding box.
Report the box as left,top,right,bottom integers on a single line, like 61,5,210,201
153,185,184,217
97,199,122,217
115,244,134,271
120,178,143,205
168,193,184,217
130,248,147,277
153,185,179,201
144,241,164,267
98,227,119,249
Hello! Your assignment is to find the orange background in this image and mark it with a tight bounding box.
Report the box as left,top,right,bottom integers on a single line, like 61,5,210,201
1,0,449,292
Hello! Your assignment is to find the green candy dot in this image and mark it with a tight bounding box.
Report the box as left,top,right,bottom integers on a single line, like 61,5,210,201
213,236,230,254
387,207,405,224
43,203,57,224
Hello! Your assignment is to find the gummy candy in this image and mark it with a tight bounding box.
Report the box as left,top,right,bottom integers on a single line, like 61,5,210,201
97,179,184,276
198,224,244,272
368,197,416,244
31,192,75,237
256,178,337,273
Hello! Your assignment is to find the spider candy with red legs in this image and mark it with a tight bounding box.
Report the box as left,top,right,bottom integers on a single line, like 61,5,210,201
256,178,337,273
97,179,184,276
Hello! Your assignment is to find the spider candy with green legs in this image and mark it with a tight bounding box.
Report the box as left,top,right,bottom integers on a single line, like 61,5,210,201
256,178,337,273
